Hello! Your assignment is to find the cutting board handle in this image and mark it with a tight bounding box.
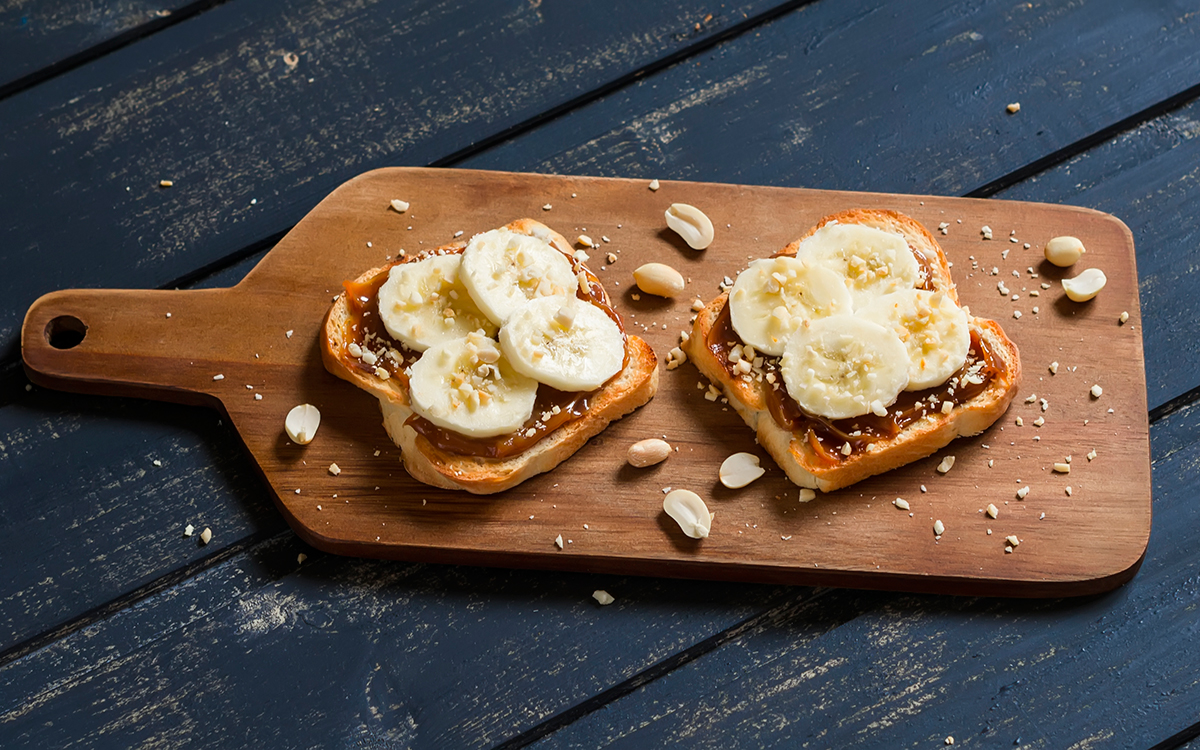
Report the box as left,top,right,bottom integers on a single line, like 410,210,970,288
22,287,243,406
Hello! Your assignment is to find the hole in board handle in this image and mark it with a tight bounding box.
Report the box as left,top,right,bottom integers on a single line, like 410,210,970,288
45,315,87,349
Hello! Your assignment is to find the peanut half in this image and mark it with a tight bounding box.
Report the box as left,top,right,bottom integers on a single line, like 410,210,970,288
628,438,672,467
663,489,713,539
633,262,686,298
719,452,765,488
664,203,715,250
285,404,321,445
1062,268,1107,302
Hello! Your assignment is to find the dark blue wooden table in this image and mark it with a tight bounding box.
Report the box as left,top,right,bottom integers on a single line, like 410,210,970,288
3,2,1199,747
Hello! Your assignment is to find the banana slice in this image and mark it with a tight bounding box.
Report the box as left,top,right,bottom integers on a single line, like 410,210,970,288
859,289,970,390
460,228,579,325
377,253,497,352
408,331,539,438
780,316,909,420
500,295,625,391
728,257,853,356
794,223,921,306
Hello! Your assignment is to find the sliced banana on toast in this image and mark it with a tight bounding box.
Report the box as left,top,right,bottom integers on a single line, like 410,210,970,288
728,257,852,356
460,227,579,325
408,331,539,438
684,208,1021,493
781,316,910,420
794,222,923,305
859,289,970,391
377,253,497,351
322,218,659,495
500,295,625,392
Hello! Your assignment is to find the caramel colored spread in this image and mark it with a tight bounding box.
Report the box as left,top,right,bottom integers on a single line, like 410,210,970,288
706,301,1000,466
337,246,623,459
407,388,593,459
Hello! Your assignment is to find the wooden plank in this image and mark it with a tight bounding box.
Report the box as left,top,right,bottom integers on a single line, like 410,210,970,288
0,0,198,95
524,399,1200,749
22,168,1151,597
0,534,796,748
0,0,787,362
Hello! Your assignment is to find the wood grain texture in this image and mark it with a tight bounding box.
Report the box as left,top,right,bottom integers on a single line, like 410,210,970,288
528,399,1200,749
0,0,198,94
0,0,784,363
0,532,790,749
23,168,1150,596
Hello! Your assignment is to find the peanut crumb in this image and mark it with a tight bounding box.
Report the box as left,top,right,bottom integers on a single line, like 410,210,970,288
199,527,212,544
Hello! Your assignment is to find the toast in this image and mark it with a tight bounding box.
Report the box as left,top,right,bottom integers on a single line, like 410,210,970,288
684,209,1020,493
322,218,659,494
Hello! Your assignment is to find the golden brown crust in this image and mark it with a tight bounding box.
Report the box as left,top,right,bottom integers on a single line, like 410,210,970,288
322,218,658,494
684,208,1020,493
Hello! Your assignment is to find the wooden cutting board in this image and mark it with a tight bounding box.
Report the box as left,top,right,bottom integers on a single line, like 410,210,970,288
21,168,1150,597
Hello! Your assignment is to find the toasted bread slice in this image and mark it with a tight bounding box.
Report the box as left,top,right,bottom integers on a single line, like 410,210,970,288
322,218,659,494
684,209,1020,493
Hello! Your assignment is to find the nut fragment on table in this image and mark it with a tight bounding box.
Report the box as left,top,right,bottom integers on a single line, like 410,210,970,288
199,527,212,544
285,404,321,444
390,199,409,213
1062,268,1107,302
593,590,615,605
937,455,956,474
719,452,765,488
627,438,672,468
664,203,715,250
1044,236,1085,267
663,489,713,539
633,262,686,297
